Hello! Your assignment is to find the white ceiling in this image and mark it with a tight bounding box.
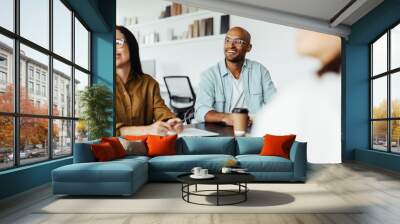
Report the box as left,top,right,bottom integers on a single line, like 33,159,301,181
168,0,384,38
223,0,353,23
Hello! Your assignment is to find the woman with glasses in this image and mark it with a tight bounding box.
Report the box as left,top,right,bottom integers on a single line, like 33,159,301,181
115,26,183,136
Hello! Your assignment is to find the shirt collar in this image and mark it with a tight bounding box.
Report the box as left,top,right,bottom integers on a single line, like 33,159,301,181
116,71,138,85
218,59,248,77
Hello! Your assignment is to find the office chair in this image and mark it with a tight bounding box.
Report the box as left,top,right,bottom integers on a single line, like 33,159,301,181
163,76,196,124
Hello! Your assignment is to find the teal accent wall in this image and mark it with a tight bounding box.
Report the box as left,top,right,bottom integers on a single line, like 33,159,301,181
0,158,72,199
0,0,116,200
91,0,116,136
343,0,400,171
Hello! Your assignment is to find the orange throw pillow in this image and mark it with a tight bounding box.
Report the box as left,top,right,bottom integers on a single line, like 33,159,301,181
260,134,296,159
91,142,117,162
101,137,127,158
124,135,148,142
146,135,177,157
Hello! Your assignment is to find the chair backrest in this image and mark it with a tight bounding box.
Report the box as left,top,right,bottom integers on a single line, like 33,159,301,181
163,76,196,108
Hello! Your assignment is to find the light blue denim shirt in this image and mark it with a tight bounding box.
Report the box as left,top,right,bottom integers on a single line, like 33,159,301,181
195,59,277,122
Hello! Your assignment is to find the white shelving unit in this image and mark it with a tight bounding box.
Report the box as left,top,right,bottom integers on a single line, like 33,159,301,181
140,34,225,48
129,10,213,29
127,10,225,47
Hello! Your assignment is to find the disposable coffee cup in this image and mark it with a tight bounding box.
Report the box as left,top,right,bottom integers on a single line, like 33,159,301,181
232,108,249,136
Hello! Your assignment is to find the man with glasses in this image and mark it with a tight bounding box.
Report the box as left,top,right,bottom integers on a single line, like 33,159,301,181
195,27,277,125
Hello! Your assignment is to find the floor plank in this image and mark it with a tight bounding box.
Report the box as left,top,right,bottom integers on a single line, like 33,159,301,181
1,162,400,224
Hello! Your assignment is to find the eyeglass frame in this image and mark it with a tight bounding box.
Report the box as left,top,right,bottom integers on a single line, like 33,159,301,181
224,37,248,46
116,39,126,48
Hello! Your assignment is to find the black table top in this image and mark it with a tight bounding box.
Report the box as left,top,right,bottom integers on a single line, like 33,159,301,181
177,172,255,185
187,122,252,137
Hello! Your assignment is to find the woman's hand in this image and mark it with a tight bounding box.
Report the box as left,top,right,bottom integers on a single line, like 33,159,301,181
167,118,184,134
148,121,173,135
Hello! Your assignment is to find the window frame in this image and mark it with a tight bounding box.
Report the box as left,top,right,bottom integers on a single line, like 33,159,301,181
0,0,92,171
370,20,400,154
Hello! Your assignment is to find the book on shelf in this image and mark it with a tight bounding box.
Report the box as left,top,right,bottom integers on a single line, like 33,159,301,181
205,17,214,36
188,24,194,38
220,14,230,34
199,19,206,37
193,20,200,38
165,5,171,17
171,3,180,16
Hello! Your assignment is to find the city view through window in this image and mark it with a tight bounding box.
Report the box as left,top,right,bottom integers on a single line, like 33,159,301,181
0,0,90,170
371,23,400,153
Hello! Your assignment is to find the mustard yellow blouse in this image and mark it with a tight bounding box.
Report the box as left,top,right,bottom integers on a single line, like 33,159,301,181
116,73,176,135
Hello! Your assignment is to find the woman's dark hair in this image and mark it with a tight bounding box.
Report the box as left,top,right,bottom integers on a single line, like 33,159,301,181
116,26,143,76
317,53,341,77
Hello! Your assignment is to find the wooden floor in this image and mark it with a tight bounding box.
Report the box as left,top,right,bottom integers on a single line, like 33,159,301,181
1,162,400,224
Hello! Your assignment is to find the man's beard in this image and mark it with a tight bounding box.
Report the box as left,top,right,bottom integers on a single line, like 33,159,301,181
226,55,244,63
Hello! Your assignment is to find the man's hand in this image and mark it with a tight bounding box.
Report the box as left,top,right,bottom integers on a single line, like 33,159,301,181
221,114,234,126
167,118,184,134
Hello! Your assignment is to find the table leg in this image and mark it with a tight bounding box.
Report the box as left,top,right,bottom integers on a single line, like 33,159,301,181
187,184,190,202
195,184,198,192
217,184,219,206
245,183,247,201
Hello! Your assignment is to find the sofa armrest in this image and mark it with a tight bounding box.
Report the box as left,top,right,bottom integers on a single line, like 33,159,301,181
289,141,307,181
73,140,100,163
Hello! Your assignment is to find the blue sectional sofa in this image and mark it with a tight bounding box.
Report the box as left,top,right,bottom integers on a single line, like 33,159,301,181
52,137,307,196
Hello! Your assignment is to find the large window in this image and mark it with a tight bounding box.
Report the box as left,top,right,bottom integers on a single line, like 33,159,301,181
0,0,91,171
371,22,400,153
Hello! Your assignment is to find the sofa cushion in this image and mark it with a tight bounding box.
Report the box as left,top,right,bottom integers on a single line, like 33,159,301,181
53,158,147,183
91,142,118,161
101,137,127,158
176,137,235,155
124,135,148,141
260,134,296,159
236,137,263,155
119,138,147,156
149,154,235,172
74,140,100,163
236,155,293,172
115,155,150,163
147,135,177,157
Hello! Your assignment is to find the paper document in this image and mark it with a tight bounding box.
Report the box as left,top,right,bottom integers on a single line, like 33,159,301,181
177,127,219,137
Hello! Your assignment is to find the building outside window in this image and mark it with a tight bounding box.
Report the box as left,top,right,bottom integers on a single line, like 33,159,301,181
28,81,34,94
41,85,46,97
0,54,7,67
371,22,400,154
0,0,91,170
35,70,40,81
0,54,7,87
28,66,34,80
0,71,6,84
35,83,40,95
41,73,46,83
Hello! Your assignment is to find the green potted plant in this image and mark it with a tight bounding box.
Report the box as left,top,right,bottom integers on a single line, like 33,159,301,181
79,84,113,140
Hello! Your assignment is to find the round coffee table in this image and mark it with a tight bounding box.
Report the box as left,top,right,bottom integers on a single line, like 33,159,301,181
177,173,255,206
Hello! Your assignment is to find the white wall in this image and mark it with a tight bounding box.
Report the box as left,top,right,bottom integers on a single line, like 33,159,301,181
117,0,170,25
116,0,341,164
117,0,320,91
